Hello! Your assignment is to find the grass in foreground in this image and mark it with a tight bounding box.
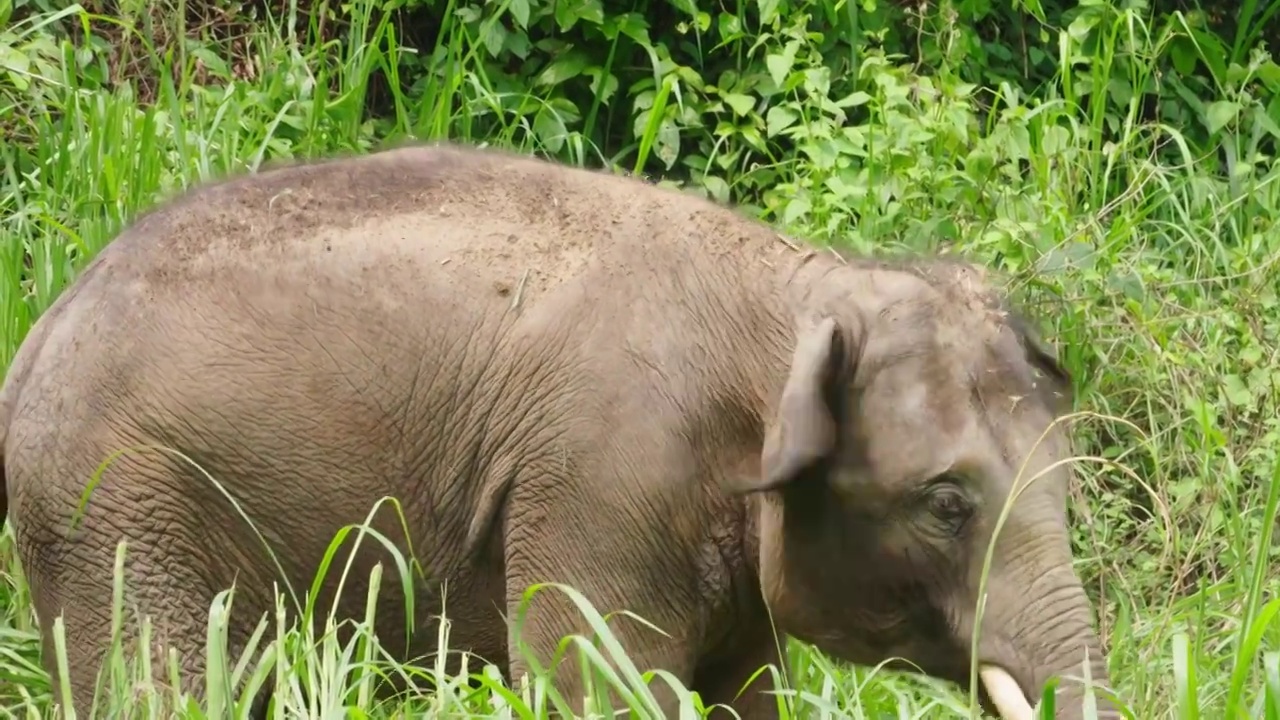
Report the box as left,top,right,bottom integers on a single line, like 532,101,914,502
3,0,1280,717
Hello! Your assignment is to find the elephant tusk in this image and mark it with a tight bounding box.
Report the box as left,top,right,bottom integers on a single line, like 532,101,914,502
980,665,1034,720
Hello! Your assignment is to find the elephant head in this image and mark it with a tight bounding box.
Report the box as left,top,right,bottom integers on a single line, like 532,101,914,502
737,259,1115,719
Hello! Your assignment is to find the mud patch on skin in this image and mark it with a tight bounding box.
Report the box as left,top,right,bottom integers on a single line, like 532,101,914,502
120,143,795,317
907,261,1009,339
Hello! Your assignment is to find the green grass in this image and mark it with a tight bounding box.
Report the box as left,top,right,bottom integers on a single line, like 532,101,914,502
3,0,1280,717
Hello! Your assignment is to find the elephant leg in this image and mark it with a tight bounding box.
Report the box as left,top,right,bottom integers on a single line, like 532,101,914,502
500,481,699,717
25,533,230,715
694,637,787,719
17,458,271,716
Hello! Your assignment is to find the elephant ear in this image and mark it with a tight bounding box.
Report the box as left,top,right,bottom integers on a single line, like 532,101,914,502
1008,312,1074,412
734,316,853,494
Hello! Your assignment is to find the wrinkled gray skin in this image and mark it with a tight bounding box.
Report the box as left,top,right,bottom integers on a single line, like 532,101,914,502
0,143,1116,718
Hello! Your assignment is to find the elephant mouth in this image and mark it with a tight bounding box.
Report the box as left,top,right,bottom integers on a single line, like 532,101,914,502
979,664,1035,720
886,652,1036,719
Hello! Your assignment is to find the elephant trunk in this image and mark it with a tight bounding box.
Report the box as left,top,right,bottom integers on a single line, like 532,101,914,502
980,531,1119,720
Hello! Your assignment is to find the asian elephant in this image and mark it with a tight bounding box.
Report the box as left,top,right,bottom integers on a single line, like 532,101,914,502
0,142,1117,718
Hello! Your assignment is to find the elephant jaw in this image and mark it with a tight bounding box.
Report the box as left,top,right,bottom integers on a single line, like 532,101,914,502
980,664,1034,720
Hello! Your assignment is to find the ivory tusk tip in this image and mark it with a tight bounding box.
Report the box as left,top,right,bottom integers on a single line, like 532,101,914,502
980,664,1035,720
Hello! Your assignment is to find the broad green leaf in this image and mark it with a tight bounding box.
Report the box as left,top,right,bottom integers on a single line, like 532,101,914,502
508,0,530,29
535,51,590,87
766,54,792,88
835,91,872,108
757,0,781,25
1224,374,1252,407
533,110,568,153
554,0,604,31
701,175,730,204
765,105,798,137
585,68,619,104
1204,100,1241,134
481,20,507,58
605,12,651,44
783,195,811,227
765,41,799,88
723,92,755,116
718,11,742,39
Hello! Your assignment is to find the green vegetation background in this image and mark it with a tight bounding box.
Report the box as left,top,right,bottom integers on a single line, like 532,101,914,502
3,0,1280,716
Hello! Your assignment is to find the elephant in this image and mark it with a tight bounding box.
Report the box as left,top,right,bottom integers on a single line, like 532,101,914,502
0,142,1117,719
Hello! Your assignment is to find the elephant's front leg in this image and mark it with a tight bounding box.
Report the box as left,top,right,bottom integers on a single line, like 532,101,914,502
694,636,787,719
501,478,702,717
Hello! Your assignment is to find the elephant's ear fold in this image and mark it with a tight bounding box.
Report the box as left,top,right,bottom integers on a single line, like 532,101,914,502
736,316,850,494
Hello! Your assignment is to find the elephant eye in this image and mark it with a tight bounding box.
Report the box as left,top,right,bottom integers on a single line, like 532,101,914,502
923,477,973,533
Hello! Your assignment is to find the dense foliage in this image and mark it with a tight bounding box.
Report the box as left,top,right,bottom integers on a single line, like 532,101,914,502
2,0,1280,716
